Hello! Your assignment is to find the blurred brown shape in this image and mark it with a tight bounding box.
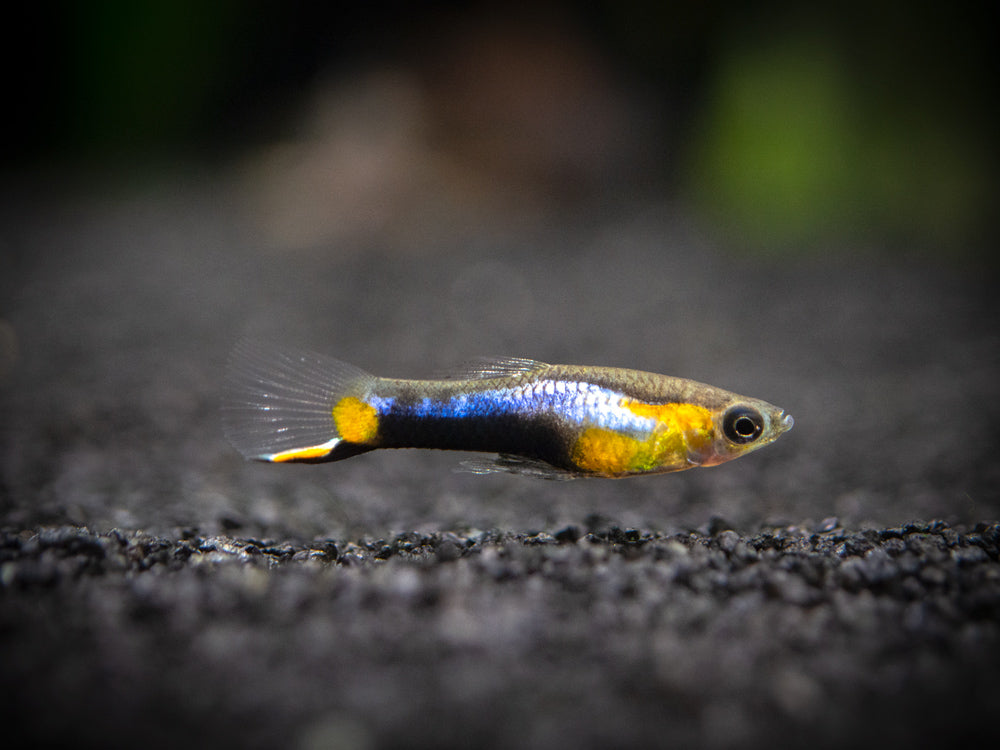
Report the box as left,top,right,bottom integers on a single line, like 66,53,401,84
239,9,653,252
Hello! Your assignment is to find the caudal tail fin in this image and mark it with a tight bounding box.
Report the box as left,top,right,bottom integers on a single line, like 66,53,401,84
222,339,378,463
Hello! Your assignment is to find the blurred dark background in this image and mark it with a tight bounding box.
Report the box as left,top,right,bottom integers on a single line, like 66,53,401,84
6,0,997,254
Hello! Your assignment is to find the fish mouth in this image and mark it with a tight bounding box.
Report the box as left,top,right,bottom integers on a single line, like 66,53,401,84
778,411,794,432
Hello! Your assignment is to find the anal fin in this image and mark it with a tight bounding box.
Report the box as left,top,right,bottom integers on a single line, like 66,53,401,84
458,453,578,480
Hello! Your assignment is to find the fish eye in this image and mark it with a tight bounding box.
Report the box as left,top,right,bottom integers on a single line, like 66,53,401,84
723,406,764,444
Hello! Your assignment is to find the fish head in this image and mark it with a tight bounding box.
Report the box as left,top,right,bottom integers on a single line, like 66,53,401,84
693,396,793,467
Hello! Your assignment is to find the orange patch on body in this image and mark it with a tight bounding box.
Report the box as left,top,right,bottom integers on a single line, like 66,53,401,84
571,428,642,475
333,396,379,444
571,401,715,475
626,401,713,434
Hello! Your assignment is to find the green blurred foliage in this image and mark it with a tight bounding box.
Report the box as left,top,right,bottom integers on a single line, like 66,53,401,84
690,33,856,248
684,8,995,255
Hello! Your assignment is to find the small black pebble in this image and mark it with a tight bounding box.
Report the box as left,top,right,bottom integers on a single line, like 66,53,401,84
708,517,734,536
554,525,581,544
310,540,339,561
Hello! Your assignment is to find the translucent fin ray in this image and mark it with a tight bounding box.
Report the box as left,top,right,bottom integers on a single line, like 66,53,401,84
458,453,578,480
441,356,549,380
222,339,375,461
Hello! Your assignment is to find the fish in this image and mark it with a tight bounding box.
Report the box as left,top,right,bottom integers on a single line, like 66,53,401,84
222,340,793,479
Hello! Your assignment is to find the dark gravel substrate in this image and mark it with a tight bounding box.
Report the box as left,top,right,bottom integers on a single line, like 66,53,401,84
2,520,999,749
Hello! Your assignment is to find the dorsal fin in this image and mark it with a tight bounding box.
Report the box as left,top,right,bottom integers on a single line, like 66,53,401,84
441,356,549,380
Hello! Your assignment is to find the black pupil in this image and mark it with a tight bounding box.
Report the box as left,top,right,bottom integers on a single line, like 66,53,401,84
734,416,757,436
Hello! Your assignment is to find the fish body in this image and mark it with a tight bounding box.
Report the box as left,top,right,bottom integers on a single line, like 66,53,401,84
223,341,793,479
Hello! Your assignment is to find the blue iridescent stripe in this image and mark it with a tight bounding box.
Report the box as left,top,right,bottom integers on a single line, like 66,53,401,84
371,381,655,434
